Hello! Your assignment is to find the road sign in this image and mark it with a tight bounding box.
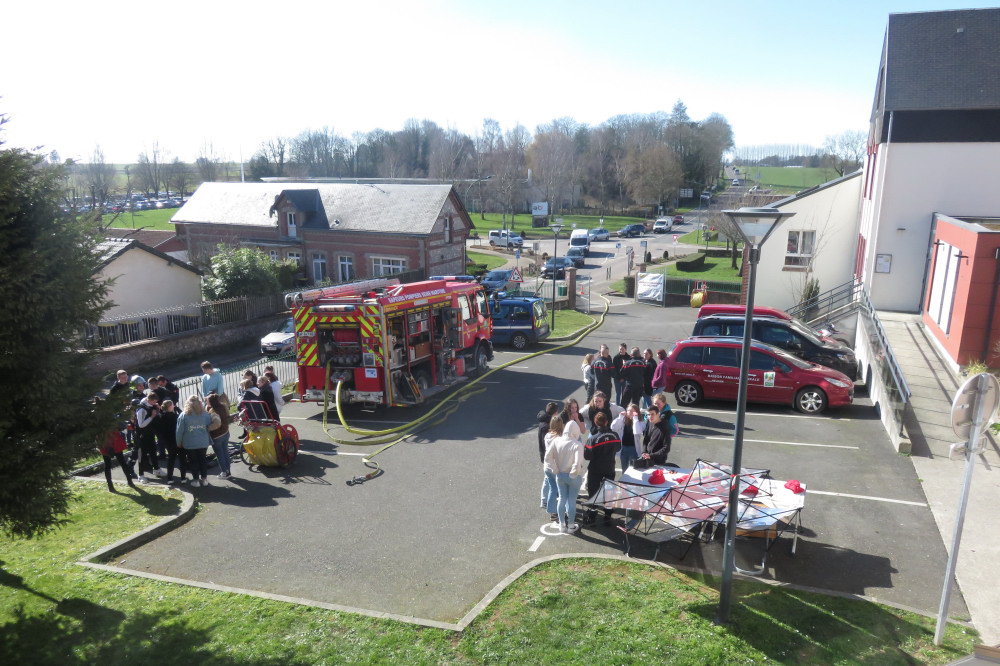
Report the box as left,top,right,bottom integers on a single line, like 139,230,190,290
515,248,521,260
950,372,999,439
508,266,523,283
672,234,678,243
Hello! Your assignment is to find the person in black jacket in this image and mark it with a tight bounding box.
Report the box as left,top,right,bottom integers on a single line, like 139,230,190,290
591,345,615,397
256,377,280,422
612,343,630,405
583,411,621,523
620,347,647,409
642,348,656,409
639,406,671,467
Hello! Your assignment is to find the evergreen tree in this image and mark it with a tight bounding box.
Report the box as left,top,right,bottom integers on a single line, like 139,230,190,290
0,113,115,537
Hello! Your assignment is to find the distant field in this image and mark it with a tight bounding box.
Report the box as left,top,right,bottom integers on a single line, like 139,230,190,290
100,208,176,230
736,166,841,191
472,212,644,238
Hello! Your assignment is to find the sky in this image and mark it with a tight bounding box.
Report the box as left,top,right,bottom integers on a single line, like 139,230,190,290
2,0,997,164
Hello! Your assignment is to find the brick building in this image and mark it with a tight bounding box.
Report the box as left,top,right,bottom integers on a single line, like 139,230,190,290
171,182,473,284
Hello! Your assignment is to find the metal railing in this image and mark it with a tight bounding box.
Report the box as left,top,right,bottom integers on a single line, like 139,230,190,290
664,277,741,295
173,352,297,407
787,278,864,324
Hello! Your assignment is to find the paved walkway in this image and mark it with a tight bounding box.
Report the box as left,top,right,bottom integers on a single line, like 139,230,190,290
880,312,1000,645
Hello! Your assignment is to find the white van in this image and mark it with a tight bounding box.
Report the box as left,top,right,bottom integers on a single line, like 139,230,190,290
569,228,591,256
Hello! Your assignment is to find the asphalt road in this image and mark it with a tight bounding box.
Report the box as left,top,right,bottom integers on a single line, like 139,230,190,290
111,301,967,625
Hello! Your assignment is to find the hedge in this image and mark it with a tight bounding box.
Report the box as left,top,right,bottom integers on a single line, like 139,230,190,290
675,253,706,271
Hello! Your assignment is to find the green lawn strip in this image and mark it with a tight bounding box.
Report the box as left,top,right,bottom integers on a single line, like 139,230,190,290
0,481,977,664
548,308,594,338
472,212,645,239
733,166,841,191
466,250,507,271
677,229,731,247
99,208,176,231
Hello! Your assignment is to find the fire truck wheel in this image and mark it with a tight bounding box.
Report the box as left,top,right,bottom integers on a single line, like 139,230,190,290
414,371,431,393
511,333,528,350
473,343,489,376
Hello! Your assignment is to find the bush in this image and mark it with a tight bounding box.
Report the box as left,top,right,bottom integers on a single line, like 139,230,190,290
676,253,707,272
644,251,652,263
662,250,670,259
466,263,488,278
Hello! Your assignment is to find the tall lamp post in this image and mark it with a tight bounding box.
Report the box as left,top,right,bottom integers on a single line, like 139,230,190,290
463,175,493,273
715,206,795,625
548,222,564,331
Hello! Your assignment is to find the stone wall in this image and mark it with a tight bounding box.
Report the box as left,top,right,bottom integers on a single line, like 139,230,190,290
88,314,288,377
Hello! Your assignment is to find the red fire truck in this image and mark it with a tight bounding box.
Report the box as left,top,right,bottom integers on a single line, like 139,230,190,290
287,276,494,406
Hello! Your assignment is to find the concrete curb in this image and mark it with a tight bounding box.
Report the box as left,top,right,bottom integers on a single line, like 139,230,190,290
73,476,198,564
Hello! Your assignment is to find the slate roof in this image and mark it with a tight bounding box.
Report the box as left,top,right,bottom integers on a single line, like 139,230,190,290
881,8,1000,112
171,182,456,235
96,238,202,275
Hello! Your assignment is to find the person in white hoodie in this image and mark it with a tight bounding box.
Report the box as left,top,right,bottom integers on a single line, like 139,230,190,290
611,403,645,474
544,419,586,533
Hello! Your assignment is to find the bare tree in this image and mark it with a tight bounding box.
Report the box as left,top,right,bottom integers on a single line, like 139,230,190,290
821,130,867,176
135,142,165,197
528,124,575,220
82,146,117,208
625,143,682,212
491,123,530,229
165,157,191,199
196,141,223,181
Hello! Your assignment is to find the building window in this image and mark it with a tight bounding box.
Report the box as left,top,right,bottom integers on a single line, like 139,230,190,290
287,251,301,265
372,256,407,276
338,255,354,282
287,212,297,238
312,254,327,283
269,250,279,261
784,231,815,267
444,216,452,244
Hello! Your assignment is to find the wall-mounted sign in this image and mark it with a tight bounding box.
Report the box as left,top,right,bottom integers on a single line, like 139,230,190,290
875,254,892,273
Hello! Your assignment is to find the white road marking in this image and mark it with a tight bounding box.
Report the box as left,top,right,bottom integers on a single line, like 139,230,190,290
681,407,861,421
298,449,368,457
702,436,858,450
528,536,545,552
807,490,927,507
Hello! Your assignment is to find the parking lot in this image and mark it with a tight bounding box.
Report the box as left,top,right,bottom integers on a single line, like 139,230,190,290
112,301,967,626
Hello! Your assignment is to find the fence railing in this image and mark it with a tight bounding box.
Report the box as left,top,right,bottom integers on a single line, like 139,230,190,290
173,352,298,407
663,277,741,295
85,268,429,350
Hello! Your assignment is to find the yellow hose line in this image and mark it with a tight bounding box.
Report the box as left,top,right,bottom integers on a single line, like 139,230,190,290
320,294,612,459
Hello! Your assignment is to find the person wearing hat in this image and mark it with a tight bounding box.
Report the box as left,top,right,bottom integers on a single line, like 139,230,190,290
544,419,586,534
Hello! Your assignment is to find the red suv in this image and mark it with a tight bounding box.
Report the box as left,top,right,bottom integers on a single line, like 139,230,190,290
661,337,854,414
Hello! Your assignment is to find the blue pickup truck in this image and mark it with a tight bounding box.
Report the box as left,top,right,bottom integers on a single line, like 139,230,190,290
490,296,550,350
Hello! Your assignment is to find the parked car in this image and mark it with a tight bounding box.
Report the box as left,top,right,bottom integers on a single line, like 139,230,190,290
588,227,611,242
488,229,523,247
565,247,586,267
489,296,550,350
661,336,854,414
480,269,513,293
541,256,573,279
691,314,859,379
260,317,295,355
672,214,684,224
653,218,671,233
617,223,645,238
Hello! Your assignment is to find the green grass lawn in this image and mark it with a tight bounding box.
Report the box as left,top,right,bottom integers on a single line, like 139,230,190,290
0,480,976,664
472,212,645,239
667,256,742,281
466,250,507,271
99,207,176,231
734,166,841,192
549,307,594,338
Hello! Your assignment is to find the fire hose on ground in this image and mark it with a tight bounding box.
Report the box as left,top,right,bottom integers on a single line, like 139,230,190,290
323,294,612,485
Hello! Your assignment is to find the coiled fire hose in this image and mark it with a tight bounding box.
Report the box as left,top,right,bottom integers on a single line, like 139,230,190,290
324,294,612,485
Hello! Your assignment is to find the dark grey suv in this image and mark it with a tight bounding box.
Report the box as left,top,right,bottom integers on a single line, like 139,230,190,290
616,223,645,238
691,315,859,380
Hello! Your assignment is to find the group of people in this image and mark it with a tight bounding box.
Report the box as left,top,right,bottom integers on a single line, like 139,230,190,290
536,354,682,533
99,361,285,492
581,343,658,409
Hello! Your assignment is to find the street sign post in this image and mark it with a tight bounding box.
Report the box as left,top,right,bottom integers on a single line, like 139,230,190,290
934,372,1000,645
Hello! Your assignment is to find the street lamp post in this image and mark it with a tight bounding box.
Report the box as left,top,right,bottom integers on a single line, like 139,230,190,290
463,175,493,273
548,222,564,331
714,206,795,625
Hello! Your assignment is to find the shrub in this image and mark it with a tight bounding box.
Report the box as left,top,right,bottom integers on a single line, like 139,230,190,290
644,251,652,263
662,250,670,259
676,253,707,271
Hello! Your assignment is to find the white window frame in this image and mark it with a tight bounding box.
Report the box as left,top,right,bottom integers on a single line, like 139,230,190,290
287,251,301,265
312,253,327,283
286,212,297,238
269,250,279,261
372,256,407,276
784,230,815,267
338,255,354,282
444,216,452,244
